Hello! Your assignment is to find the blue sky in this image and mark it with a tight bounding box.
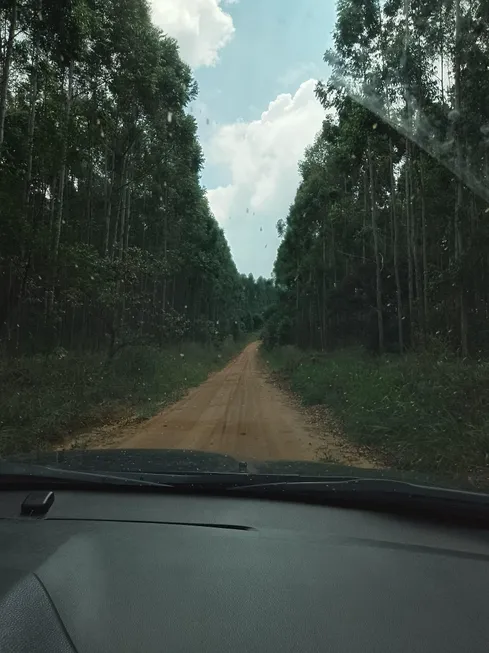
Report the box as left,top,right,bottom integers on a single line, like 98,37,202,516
151,0,336,277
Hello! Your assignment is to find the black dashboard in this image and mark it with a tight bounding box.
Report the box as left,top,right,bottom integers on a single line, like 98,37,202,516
1,487,489,652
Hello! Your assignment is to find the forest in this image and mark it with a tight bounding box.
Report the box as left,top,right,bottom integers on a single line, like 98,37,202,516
264,0,489,479
0,0,274,356
266,0,489,356
0,0,274,454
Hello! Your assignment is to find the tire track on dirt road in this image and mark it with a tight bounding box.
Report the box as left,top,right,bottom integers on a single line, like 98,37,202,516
95,341,376,467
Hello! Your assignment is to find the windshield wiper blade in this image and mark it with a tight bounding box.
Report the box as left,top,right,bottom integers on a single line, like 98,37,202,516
226,477,489,509
0,461,172,489
0,462,355,490
2,463,488,518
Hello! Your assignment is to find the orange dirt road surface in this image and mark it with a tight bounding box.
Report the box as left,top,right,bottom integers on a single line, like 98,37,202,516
93,341,375,467
98,341,327,461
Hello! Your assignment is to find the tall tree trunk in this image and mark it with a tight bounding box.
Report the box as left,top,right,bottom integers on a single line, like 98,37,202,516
85,161,93,244
118,177,128,260
0,0,16,154
23,0,41,225
53,61,74,263
48,174,57,252
50,61,73,320
362,168,368,264
308,270,314,347
162,182,169,313
104,148,114,256
368,139,383,354
295,263,300,346
405,144,414,333
454,0,468,356
322,215,327,350
124,185,132,253
112,156,124,258
390,138,403,353
420,155,429,333
411,162,424,339
403,0,414,339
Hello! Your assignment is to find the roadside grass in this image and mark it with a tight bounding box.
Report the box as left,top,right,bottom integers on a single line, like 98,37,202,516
263,345,489,478
0,337,245,457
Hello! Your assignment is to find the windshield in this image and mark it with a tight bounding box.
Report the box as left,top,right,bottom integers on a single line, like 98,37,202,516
0,0,488,493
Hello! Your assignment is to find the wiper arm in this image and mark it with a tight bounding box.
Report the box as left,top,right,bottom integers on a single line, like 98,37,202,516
0,461,172,489
227,477,431,494
0,462,353,491
227,477,480,499
227,477,489,517
2,463,488,520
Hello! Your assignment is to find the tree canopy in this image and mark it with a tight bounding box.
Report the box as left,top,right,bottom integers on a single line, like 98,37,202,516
266,0,489,356
0,0,273,357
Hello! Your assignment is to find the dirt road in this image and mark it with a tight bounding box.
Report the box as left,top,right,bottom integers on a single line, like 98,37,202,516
95,341,374,467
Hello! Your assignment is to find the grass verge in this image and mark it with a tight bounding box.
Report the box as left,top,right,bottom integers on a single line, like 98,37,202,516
0,337,246,457
263,345,489,480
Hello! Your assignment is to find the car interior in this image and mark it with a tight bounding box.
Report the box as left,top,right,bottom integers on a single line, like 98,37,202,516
2,468,489,653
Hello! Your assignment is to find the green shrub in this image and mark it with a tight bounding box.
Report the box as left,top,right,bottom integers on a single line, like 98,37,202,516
0,339,244,457
265,346,489,477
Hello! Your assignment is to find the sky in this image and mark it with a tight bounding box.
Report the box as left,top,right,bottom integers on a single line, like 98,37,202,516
150,0,336,278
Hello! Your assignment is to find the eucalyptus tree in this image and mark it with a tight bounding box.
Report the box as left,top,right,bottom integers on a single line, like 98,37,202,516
0,0,269,356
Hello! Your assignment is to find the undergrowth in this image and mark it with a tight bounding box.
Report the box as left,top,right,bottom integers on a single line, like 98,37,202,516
0,337,244,457
263,345,489,478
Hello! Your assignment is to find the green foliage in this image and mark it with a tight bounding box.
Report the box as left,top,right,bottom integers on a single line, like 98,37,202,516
0,339,244,456
266,346,489,478
268,0,489,356
0,0,274,358
261,304,294,350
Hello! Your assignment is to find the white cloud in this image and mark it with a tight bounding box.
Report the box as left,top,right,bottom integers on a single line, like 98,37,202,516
151,0,235,68
205,79,325,276
206,185,236,224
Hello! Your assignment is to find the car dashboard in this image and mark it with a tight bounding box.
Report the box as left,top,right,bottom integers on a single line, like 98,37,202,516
1,488,489,653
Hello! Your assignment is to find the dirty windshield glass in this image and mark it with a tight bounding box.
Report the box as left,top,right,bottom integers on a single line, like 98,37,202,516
1,0,488,491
